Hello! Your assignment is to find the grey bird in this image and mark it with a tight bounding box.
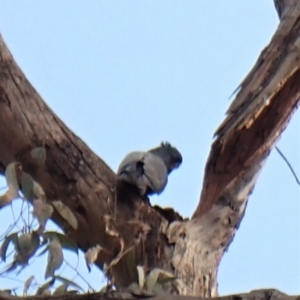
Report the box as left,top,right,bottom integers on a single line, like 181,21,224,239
117,142,182,196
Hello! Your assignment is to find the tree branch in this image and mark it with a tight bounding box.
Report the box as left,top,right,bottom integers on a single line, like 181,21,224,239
0,289,298,300
168,0,300,296
0,0,299,298
274,0,300,20
0,33,176,289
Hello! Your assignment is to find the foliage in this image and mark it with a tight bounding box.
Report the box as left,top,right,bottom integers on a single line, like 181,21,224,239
0,150,93,296
128,266,175,296
0,152,176,296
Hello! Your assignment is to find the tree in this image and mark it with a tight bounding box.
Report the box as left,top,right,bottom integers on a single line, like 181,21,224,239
0,1,299,300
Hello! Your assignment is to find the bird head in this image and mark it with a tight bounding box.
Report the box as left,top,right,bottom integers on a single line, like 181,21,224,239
149,142,182,174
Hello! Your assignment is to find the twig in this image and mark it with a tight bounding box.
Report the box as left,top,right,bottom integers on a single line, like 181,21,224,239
275,146,300,186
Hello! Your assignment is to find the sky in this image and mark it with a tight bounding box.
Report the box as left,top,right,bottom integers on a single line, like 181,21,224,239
0,0,299,296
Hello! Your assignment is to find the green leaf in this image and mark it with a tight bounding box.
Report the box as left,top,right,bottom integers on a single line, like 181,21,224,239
156,269,175,284
20,172,46,201
35,278,55,295
5,162,20,197
20,173,34,202
146,269,160,292
53,284,68,296
85,245,102,271
0,232,18,262
137,265,145,288
30,147,46,165
43,232,78,254
0,190,15,208
32,200,53,233
23,275,35,296
52,201,78,230
152,283,163,295
45,238,63,279
33,181,45,199
2,162,22,205
15,232,40,264
54,275,84,291
146,268,175,292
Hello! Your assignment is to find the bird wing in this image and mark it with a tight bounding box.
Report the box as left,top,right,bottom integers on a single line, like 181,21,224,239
143,152,168,194
117,151,168,195
117,151,145,176
117,151,152,195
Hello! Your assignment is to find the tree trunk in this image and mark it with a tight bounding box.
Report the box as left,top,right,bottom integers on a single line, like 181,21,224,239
0,0,299,298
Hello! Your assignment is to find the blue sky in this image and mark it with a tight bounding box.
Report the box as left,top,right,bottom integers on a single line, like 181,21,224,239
0,0,299,296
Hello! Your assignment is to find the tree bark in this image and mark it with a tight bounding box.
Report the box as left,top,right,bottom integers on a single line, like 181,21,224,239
0,0,299,298
0,289,298,300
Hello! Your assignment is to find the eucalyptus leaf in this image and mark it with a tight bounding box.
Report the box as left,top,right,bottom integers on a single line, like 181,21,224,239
35,278,55,295
146,268,175,292
20,173,34,201
23,275,35,296
30,147,46,165
137,265,145,288
15,232,40,264
54,275,84,291
85,245,102,271
33,181,45,199
52,201,78,230
45,238,63,279
156,269,175,284
152,283,163,295
0,190,16,208
5,162,20,197
43,232,78,254
32,200,53,233
53,284,68,296
146,268,160,292
0,232,18,262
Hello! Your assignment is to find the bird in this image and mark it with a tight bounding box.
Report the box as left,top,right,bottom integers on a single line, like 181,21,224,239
117,142,182,196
